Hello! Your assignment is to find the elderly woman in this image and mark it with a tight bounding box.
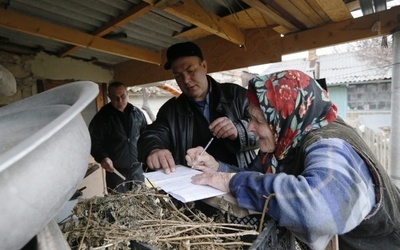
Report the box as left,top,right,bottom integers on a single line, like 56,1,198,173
186,70,400,249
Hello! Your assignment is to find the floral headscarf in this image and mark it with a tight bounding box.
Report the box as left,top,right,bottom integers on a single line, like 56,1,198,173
247,70,337,173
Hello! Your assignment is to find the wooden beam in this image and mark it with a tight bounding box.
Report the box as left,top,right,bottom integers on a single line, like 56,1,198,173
315,0,353,22
265,0,310,29
289,0,326,25
346,1,361,12
114,5,400,86
114,27,282,86
94,2,152,37
163,0,245,45
242,0,299,32
175,8,268,40
0,8,161,65
59,1,153,57
282,5,400,54
304,0,331,23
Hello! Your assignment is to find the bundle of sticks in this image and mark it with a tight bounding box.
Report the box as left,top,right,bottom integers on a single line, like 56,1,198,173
61,184,259,250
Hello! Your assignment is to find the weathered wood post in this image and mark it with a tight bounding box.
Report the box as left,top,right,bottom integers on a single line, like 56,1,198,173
389,28,400,187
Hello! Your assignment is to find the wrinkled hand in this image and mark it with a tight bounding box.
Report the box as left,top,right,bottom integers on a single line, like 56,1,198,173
101,157,115,172
146,149,176,174
209,117,237,140
191,172,235,193
185,146,219,172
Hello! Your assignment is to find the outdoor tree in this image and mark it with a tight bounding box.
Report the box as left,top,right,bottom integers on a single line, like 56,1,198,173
333,36,393,74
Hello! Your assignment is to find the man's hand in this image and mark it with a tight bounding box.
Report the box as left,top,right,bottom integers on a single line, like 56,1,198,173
101,157,115,172
191,172,235,193
185,146,219,172
209,117,237,140
146,149,176,174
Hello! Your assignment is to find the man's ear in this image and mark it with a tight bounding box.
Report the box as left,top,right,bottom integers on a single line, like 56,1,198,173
202,59,208,72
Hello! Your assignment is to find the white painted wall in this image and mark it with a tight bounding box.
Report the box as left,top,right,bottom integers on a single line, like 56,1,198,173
0,51,113,106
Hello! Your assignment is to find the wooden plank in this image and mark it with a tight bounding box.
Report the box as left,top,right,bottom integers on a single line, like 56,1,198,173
114,5,400,86
272,0,315,28
175,8,269,40
0,9,161,65
243,0,299,32
282,5,400,54
273,25,291,35
174,27,210,40
291,0,326,25
93,2,152,37
164,0,245,45
315,0,353,22
346,1,361,12
305,0,331,22
59,1,153,57
114,27,282,86
224,8,270,29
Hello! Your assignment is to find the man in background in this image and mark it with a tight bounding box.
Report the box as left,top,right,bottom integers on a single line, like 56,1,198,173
89,81,147,193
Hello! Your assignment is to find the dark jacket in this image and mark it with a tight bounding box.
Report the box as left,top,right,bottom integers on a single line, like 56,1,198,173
138,75,258,169
89,102,147,170
297,117,400,249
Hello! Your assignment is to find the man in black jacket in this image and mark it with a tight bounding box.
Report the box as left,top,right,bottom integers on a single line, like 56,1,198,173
89,81,147,193
138,42,258,175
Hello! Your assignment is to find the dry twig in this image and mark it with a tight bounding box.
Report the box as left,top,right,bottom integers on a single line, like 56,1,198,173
61,184,258,250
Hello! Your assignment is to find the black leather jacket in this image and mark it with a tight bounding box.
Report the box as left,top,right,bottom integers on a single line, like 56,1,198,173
138,75,258,169
89,103,147,169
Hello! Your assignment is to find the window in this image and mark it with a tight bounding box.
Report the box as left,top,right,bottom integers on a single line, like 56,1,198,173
347,82,391,111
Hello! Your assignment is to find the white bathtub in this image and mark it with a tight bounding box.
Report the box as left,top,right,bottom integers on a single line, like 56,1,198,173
0,81,98,250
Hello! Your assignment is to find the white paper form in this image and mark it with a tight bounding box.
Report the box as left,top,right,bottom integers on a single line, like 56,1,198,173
143,165,227,203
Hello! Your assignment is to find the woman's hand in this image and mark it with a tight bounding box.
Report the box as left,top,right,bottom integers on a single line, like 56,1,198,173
191,172,235,193
185,146,220,172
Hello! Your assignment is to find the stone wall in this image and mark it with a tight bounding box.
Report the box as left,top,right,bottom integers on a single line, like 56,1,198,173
0,50,114,106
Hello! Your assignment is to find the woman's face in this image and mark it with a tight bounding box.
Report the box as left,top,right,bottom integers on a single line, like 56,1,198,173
247,105,276,153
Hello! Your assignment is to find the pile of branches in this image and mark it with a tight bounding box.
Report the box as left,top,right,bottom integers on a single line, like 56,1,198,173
61,184,258,250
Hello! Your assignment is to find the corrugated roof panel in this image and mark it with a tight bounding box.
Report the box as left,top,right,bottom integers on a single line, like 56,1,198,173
318,52,392,84
116,11,190,50
262,51,392,85
0,29,66,53
1,0,398,70
9,0,102,32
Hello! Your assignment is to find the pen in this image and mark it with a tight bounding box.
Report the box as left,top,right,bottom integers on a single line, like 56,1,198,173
191,137,214,169
200,137,214,156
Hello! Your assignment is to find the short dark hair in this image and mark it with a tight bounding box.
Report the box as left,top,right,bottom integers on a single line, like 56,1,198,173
108,81,125,93
164,42,204,70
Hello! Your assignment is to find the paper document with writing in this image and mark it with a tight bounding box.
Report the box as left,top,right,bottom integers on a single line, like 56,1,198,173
143,165,227,203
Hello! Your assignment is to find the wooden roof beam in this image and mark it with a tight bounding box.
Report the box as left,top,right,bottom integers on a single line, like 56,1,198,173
58,1,152,58
175,8,269,40
282,5,400,54
0,8,161,65
242,0,299,32
114,27,282,86
315,0,353,22
162,0,246,46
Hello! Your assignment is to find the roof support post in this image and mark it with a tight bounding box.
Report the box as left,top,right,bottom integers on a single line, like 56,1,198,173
389,29,400,188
